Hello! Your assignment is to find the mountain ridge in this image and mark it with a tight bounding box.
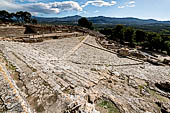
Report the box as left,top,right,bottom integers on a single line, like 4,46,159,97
34,15,170,25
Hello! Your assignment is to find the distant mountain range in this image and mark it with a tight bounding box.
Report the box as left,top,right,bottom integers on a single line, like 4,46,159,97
34,15,170,25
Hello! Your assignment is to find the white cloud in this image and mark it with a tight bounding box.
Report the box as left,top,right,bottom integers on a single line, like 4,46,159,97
127,4,135,7
23,2,60,14
19,0,41,2
128,1,135,4
111,1,117,5
126,1,136,7
0,0,82,14
0,0,22,10
118,0,135,9
82,0,117,8
118,6,125,9
83,11,87,14
50,1,82,12
94,10,99,13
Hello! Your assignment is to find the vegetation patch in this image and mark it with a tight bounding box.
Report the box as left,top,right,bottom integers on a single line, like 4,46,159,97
30,67,37,72
100,25,170,55
35,104,45,112
96,99,120,113
47,93,58,104
149,90,169,102
0,51,25,90
138,84,147,92
7,64,17,71
138,85,145,91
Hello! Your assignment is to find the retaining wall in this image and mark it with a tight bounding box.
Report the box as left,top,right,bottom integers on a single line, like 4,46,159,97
0,26,26,37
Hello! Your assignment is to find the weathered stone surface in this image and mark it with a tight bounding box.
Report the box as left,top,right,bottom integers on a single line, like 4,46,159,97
0,32,169,113
0,26,26,37
156,102,170,113
118,48,130,56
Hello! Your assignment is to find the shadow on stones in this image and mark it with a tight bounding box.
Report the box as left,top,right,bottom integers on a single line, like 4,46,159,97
155,82,170,93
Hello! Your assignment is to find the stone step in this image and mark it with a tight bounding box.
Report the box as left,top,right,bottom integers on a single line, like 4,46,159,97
64,69,95,87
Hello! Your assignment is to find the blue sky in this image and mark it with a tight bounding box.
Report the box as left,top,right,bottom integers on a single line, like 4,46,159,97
1,0,170,20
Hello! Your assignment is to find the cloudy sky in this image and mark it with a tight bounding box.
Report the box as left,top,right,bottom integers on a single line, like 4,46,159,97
1,0,170,20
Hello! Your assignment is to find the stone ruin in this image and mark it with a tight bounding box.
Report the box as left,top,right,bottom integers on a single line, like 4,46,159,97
0,24,104,43
0,24,169,113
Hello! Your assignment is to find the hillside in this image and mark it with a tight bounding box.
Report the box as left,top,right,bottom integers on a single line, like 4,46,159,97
34,15,170,25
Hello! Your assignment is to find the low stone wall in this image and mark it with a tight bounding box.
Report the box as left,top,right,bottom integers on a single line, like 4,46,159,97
0,25,105,42
25,25,59,34
24,25,106,38
0,26,25,37
24,25,80,34
0,26,26,37
0,32,83,43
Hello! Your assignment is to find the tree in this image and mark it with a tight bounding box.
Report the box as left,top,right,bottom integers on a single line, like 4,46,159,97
164,41,170,55
23,12,32,23
147,32,157,41
113,24,124,43
16,11,32,23
161,35,170,50
78,17,94,30
146,32,157,50
151,35,162,51
124,27,134,45
15,11,23,23
135,30,147,43
141,41,150,50
0,10,37,24
99,28,113,39
0,10,11,22
32,19,38,24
